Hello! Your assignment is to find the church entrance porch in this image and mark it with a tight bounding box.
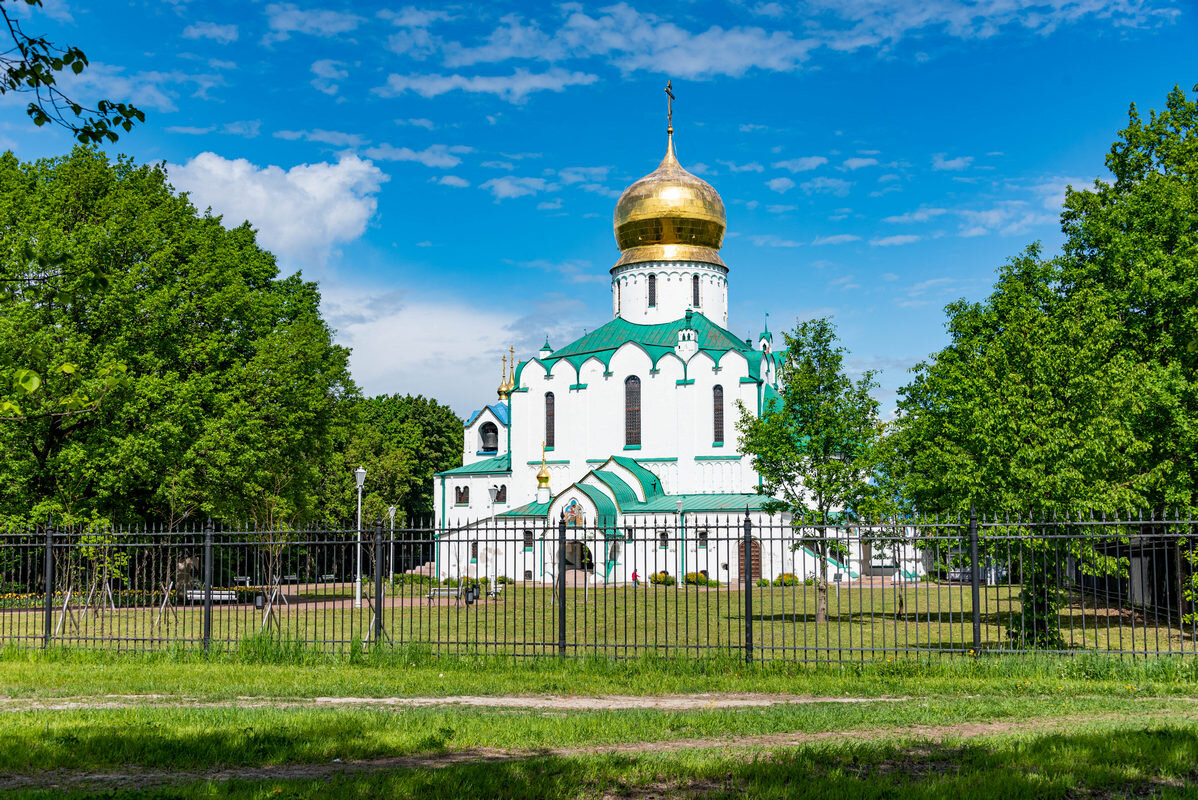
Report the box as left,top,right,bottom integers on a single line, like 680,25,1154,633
564,541,594,571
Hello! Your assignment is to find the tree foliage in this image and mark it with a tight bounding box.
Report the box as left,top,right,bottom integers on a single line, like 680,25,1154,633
1,0,143,144
737,317,881,622
885,84,1198,647
0,147,353,527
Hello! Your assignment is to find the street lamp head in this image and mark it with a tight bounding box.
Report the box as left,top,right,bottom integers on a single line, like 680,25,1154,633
488,485,499,502
388,505,396,523
675,499,683,514
354,466,367,489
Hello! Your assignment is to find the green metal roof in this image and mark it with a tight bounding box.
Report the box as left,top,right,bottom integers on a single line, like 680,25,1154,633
498,500,550,518
611,456,665,498
591,470,639,507
435,453,511,476
637,493,776,514
575,483,619,522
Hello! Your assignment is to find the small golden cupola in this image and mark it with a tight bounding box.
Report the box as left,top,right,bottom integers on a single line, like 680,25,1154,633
612,83,726,269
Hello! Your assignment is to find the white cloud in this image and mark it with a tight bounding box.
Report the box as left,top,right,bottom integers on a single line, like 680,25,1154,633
750,234,801,247
183,22,238,43
718,160,764,173
322,285,522,415
222,120,261,137
773,156,827,172
871,234,921,246
361,143,473,168
374,68,598,103
310,59,348,95
956,202,1056,237
480,176,553,199
263,3,363,43
842,157,877,170
801,176,852,196
483,160,516,170
56,64,222,113
878,173,901,183
766,177,795,193
167,153,387,270
558,166,610,184
812,234,861,245
397,117,436,129
766,204,796,214
739,123,768,132
276,129,368,147
883,207,947,223
436,175,470,188
932,153,973,171
1028,175,1092,209
537,198,563,211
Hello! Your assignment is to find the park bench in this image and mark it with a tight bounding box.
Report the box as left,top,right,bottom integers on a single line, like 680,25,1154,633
426,586,462,605
282,574,299,584
233,576,251,587
487,583,505,599
184,589,238,603
319,573,336,582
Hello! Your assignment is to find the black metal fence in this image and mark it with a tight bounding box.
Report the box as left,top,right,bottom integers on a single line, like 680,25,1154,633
1,511,1194,661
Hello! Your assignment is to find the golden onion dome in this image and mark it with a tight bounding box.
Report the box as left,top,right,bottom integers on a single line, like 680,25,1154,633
613,133,726,269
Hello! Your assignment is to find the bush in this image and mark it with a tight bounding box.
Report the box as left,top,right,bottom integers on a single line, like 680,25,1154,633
497,575,514,585
773,572,799,587
755,578,771,588
649,571,675,586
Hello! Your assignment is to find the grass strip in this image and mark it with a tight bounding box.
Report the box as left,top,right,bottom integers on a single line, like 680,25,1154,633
3,643,1198,701
1,696,1191,773
5,719,1198,799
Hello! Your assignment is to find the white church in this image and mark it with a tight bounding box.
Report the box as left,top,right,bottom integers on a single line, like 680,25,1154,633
430,119,899,587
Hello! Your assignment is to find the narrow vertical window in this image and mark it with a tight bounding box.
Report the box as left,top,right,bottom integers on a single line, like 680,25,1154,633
647,274,657,307
545,392,555,448
713,384,724,444
495,484,507,503
625,375,641,446
692,274,700,307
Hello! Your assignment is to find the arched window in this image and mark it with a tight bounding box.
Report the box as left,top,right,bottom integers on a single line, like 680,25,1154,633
625,376,641,446
455,486,469,505
479,421,499,453
494,484,507,503
713,385,724,444
647,274,657,308
692,274,700,307
545,392,555,448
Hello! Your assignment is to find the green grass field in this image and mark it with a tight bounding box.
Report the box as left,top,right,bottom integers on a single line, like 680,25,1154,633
6,581,1193,659
4,644,1197,797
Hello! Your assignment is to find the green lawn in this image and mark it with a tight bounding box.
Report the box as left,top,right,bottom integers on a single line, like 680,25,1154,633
6,581,1193,659
2,651,1197,798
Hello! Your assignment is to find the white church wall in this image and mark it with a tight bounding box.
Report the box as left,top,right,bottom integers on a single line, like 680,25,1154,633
612,261,729,325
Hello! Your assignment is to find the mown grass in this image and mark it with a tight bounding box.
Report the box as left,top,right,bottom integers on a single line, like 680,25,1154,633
3,640,1198,701
6,721,1198,799
12,582,1193,658
5,694,1191,773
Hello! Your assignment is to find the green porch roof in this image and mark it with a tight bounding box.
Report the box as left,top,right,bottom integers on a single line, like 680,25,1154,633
435,453,511,476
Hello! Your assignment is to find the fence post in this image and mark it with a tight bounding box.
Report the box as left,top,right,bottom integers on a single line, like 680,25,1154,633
43,522,54,649
373,521,384,644
203,519,214,652
970,502,981,655
558,511,567,657
743,509,753,664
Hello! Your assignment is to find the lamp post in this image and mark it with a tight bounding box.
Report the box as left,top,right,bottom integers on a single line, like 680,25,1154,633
388,505,396,582
354,466,366,609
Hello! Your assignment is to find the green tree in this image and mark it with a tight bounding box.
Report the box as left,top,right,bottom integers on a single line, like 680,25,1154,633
886,85,1198,646
1,0,143,143
0,147,354,528
318,395,463,528
737,317,881,622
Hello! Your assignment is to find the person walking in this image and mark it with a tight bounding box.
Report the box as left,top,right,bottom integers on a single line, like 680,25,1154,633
631,568,640,587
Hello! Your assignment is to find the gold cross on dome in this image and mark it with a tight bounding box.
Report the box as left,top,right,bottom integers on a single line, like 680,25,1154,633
665,80,675,134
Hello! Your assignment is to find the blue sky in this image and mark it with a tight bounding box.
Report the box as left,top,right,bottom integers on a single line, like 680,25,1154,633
3,0,1194,415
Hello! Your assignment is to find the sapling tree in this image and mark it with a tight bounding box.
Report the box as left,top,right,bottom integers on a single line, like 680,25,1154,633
737,317,881,623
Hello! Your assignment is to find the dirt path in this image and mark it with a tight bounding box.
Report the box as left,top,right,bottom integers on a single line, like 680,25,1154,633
0,692,913,713
3,710,1192,791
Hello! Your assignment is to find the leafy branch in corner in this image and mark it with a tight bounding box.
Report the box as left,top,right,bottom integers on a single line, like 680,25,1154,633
0,0,144,143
